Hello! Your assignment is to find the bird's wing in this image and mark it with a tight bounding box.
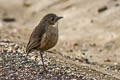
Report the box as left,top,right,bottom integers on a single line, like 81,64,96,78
26,23,46,54
26,38,40,54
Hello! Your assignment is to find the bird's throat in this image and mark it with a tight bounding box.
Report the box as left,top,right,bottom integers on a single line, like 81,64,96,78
52,22,58,28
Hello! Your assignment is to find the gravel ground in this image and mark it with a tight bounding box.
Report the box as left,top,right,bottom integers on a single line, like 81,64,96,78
0,39,120,80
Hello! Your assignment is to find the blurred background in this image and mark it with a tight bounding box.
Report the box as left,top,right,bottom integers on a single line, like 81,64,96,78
0,0,120,65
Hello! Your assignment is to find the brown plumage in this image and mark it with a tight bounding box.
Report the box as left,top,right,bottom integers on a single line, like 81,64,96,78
26,13,63,71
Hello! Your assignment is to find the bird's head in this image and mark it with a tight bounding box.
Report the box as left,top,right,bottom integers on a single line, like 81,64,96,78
42,13,63,25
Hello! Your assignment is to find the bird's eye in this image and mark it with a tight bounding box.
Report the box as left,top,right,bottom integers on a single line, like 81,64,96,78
51,18,54,21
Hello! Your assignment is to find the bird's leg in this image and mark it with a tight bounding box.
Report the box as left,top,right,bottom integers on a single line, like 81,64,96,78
40,52,46,71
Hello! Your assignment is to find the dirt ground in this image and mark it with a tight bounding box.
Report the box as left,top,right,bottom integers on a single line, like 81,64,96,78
0,0,120,79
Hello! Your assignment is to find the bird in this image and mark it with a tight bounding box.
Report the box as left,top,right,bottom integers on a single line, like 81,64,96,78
26,13,63,71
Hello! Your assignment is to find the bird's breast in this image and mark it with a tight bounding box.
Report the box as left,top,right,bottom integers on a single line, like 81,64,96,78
46,26,59,45
39,25,59,51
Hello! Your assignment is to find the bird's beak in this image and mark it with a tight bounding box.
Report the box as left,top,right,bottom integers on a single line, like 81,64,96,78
56,16,63,21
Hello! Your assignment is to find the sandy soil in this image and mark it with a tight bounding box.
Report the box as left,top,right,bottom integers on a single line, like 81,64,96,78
0,0,120,79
